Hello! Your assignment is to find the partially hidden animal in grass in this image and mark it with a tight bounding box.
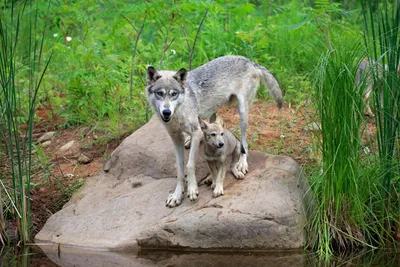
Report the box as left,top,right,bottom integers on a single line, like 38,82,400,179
199,115,245,198
356,57,400,116
146,55,283,207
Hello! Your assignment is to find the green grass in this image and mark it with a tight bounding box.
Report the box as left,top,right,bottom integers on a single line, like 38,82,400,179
0,0,51,243
362,0,400,246
307,40,370,255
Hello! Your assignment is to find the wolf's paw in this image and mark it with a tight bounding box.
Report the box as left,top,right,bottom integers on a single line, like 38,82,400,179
232,167,245,179
237,154,248,174
166,193,182,208
187,183,199,201
213,184,224,198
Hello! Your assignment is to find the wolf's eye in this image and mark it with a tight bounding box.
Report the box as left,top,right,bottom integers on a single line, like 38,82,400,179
156,91,164,97
171,92,178,97
221,132,224,136
210,133,216,137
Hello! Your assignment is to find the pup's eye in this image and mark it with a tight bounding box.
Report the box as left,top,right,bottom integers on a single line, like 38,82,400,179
210,133,216,137
156,91,164,97
221,132,224,136
171,92,178,97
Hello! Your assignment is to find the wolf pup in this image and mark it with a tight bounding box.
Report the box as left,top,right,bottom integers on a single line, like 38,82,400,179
146,55,282,207
199,116,245,198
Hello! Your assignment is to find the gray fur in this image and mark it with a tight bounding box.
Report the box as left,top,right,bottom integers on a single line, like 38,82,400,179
199,118,245,198
355,57,399,116
146,55,283,207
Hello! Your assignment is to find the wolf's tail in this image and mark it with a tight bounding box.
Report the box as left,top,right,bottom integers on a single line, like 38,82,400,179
256,64,283,109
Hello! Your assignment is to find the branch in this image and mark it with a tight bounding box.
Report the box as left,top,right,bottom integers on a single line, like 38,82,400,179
190,8,209,70
159,13,175,69
181,24,191,51
129,13,146,101
121,14,138,34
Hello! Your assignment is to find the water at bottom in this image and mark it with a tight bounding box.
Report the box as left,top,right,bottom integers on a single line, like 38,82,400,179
0,245,398,267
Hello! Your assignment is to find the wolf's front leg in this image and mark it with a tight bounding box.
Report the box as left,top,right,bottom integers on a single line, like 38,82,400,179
166,136,185,208
186,130,201,201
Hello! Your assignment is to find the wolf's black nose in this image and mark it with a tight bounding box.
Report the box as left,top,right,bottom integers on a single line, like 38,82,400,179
162,109,171,118
218,142,224,148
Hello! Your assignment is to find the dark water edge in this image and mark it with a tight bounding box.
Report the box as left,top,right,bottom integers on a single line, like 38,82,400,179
0,245,398,267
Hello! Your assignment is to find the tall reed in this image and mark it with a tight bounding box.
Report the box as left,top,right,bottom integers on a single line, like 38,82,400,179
0,1,51,243
361,0,400,246
307,40,371,256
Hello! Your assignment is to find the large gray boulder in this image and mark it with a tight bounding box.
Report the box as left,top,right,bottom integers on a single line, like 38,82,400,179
35,118,309,252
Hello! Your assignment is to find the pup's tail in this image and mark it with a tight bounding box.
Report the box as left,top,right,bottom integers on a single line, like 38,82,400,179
256,64,283,109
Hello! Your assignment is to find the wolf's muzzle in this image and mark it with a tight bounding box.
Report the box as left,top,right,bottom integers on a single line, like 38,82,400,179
161,109,172,122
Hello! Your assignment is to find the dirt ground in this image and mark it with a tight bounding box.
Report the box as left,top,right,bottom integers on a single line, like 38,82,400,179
28,100,317,237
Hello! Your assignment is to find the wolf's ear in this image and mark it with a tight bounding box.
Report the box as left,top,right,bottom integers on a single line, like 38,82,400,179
147,66,161,85
173,68,187,84
198,117,208,131
209,113,217,123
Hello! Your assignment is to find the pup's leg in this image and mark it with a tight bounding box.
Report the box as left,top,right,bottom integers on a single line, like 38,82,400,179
205,160,217,188
237,96,249,174
166,134,185,208
213,162,226,197
231,142,245,179
186,130,201,201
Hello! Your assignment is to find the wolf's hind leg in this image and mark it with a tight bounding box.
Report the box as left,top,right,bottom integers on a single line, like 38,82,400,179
236,96,249,174
231,142,245,179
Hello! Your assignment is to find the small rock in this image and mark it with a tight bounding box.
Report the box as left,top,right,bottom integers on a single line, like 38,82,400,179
37,131,56,143
59,140,75,152
78,154,92,164
42,141,51,148
303,122,321,133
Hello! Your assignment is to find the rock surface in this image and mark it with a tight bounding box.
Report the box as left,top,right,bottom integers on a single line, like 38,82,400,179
35,118,309,252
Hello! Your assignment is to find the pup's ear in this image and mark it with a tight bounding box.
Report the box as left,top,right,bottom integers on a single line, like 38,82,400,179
147,66,161,85
198,117,208,131
209,113,217,123
173,68,187,84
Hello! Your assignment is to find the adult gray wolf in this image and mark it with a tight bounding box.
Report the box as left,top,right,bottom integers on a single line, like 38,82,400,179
146,55,283,207
199,115,245,198
356,57,400,116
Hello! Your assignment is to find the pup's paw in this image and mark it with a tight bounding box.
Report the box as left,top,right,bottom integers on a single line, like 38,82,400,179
166,193,182,208
187,182,199,201
237,154,249,174
184,135,191,149
232,167,245,179
202,174,213,185
213,184,224,198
